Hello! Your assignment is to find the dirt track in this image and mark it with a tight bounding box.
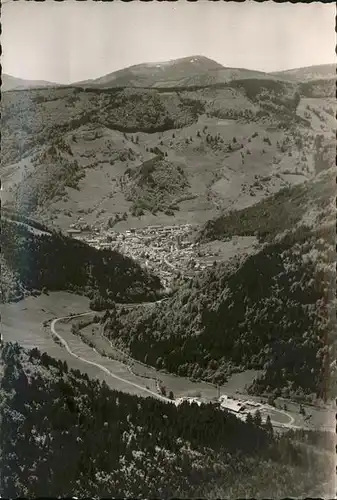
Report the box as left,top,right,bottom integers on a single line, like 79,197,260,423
51,314,171,403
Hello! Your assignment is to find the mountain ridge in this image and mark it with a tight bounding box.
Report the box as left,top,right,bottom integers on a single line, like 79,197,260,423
272,63,336,82
2,70,334,232
75,55,225,86
3,58,335,91
1,73,63,92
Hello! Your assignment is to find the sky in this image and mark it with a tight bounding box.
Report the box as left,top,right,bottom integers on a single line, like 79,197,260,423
1,1,335,84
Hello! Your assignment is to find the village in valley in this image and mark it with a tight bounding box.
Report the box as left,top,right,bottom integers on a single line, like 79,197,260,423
68,222,217,288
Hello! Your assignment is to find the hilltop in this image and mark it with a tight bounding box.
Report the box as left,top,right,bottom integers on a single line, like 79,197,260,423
4,59,334,93
75,55,277,89
76,55,223,88
70,58,335,91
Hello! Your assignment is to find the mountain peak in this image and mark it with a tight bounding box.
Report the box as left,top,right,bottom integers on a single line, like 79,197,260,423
75,55,224,88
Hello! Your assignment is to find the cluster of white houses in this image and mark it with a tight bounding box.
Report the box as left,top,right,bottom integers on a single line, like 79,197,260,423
68,223,216,287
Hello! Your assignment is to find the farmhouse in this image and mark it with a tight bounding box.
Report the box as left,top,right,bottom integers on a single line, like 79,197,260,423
175,397,203,407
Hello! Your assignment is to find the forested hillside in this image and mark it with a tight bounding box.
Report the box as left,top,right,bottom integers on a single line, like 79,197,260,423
199,166,335,243
3,67,330,233
1,218,162,304
122,156,190,216
0,343,332,498
2,78,301,184
104,225,334,400
299,77,336,98
1,86,202,166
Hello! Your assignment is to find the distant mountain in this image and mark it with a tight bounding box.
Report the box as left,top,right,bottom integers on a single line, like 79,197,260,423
272,64,336,82
2,73,62,92
74,55,274,89
75,55,223,88
3,60,334,92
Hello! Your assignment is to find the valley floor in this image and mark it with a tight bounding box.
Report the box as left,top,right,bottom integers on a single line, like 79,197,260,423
1,292,334,433
71,222,259,288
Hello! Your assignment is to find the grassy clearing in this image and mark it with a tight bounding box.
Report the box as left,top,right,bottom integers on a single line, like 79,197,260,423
74,320,129,363
0,292,93,371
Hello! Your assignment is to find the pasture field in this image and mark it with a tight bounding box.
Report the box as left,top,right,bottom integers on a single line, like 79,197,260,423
1,292,334,430
0,293,157,397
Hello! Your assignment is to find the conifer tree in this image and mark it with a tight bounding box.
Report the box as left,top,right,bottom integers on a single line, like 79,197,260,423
265,414,273,436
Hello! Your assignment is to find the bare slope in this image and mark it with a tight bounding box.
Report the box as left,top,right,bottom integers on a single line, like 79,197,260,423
272,64,336,82
2,73,62,92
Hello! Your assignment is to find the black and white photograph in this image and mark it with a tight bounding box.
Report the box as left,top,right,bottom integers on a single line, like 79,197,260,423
0,1,336,498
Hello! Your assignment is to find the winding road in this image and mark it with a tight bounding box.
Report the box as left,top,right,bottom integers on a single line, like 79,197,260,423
49,311,305,429
50,313,172,404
